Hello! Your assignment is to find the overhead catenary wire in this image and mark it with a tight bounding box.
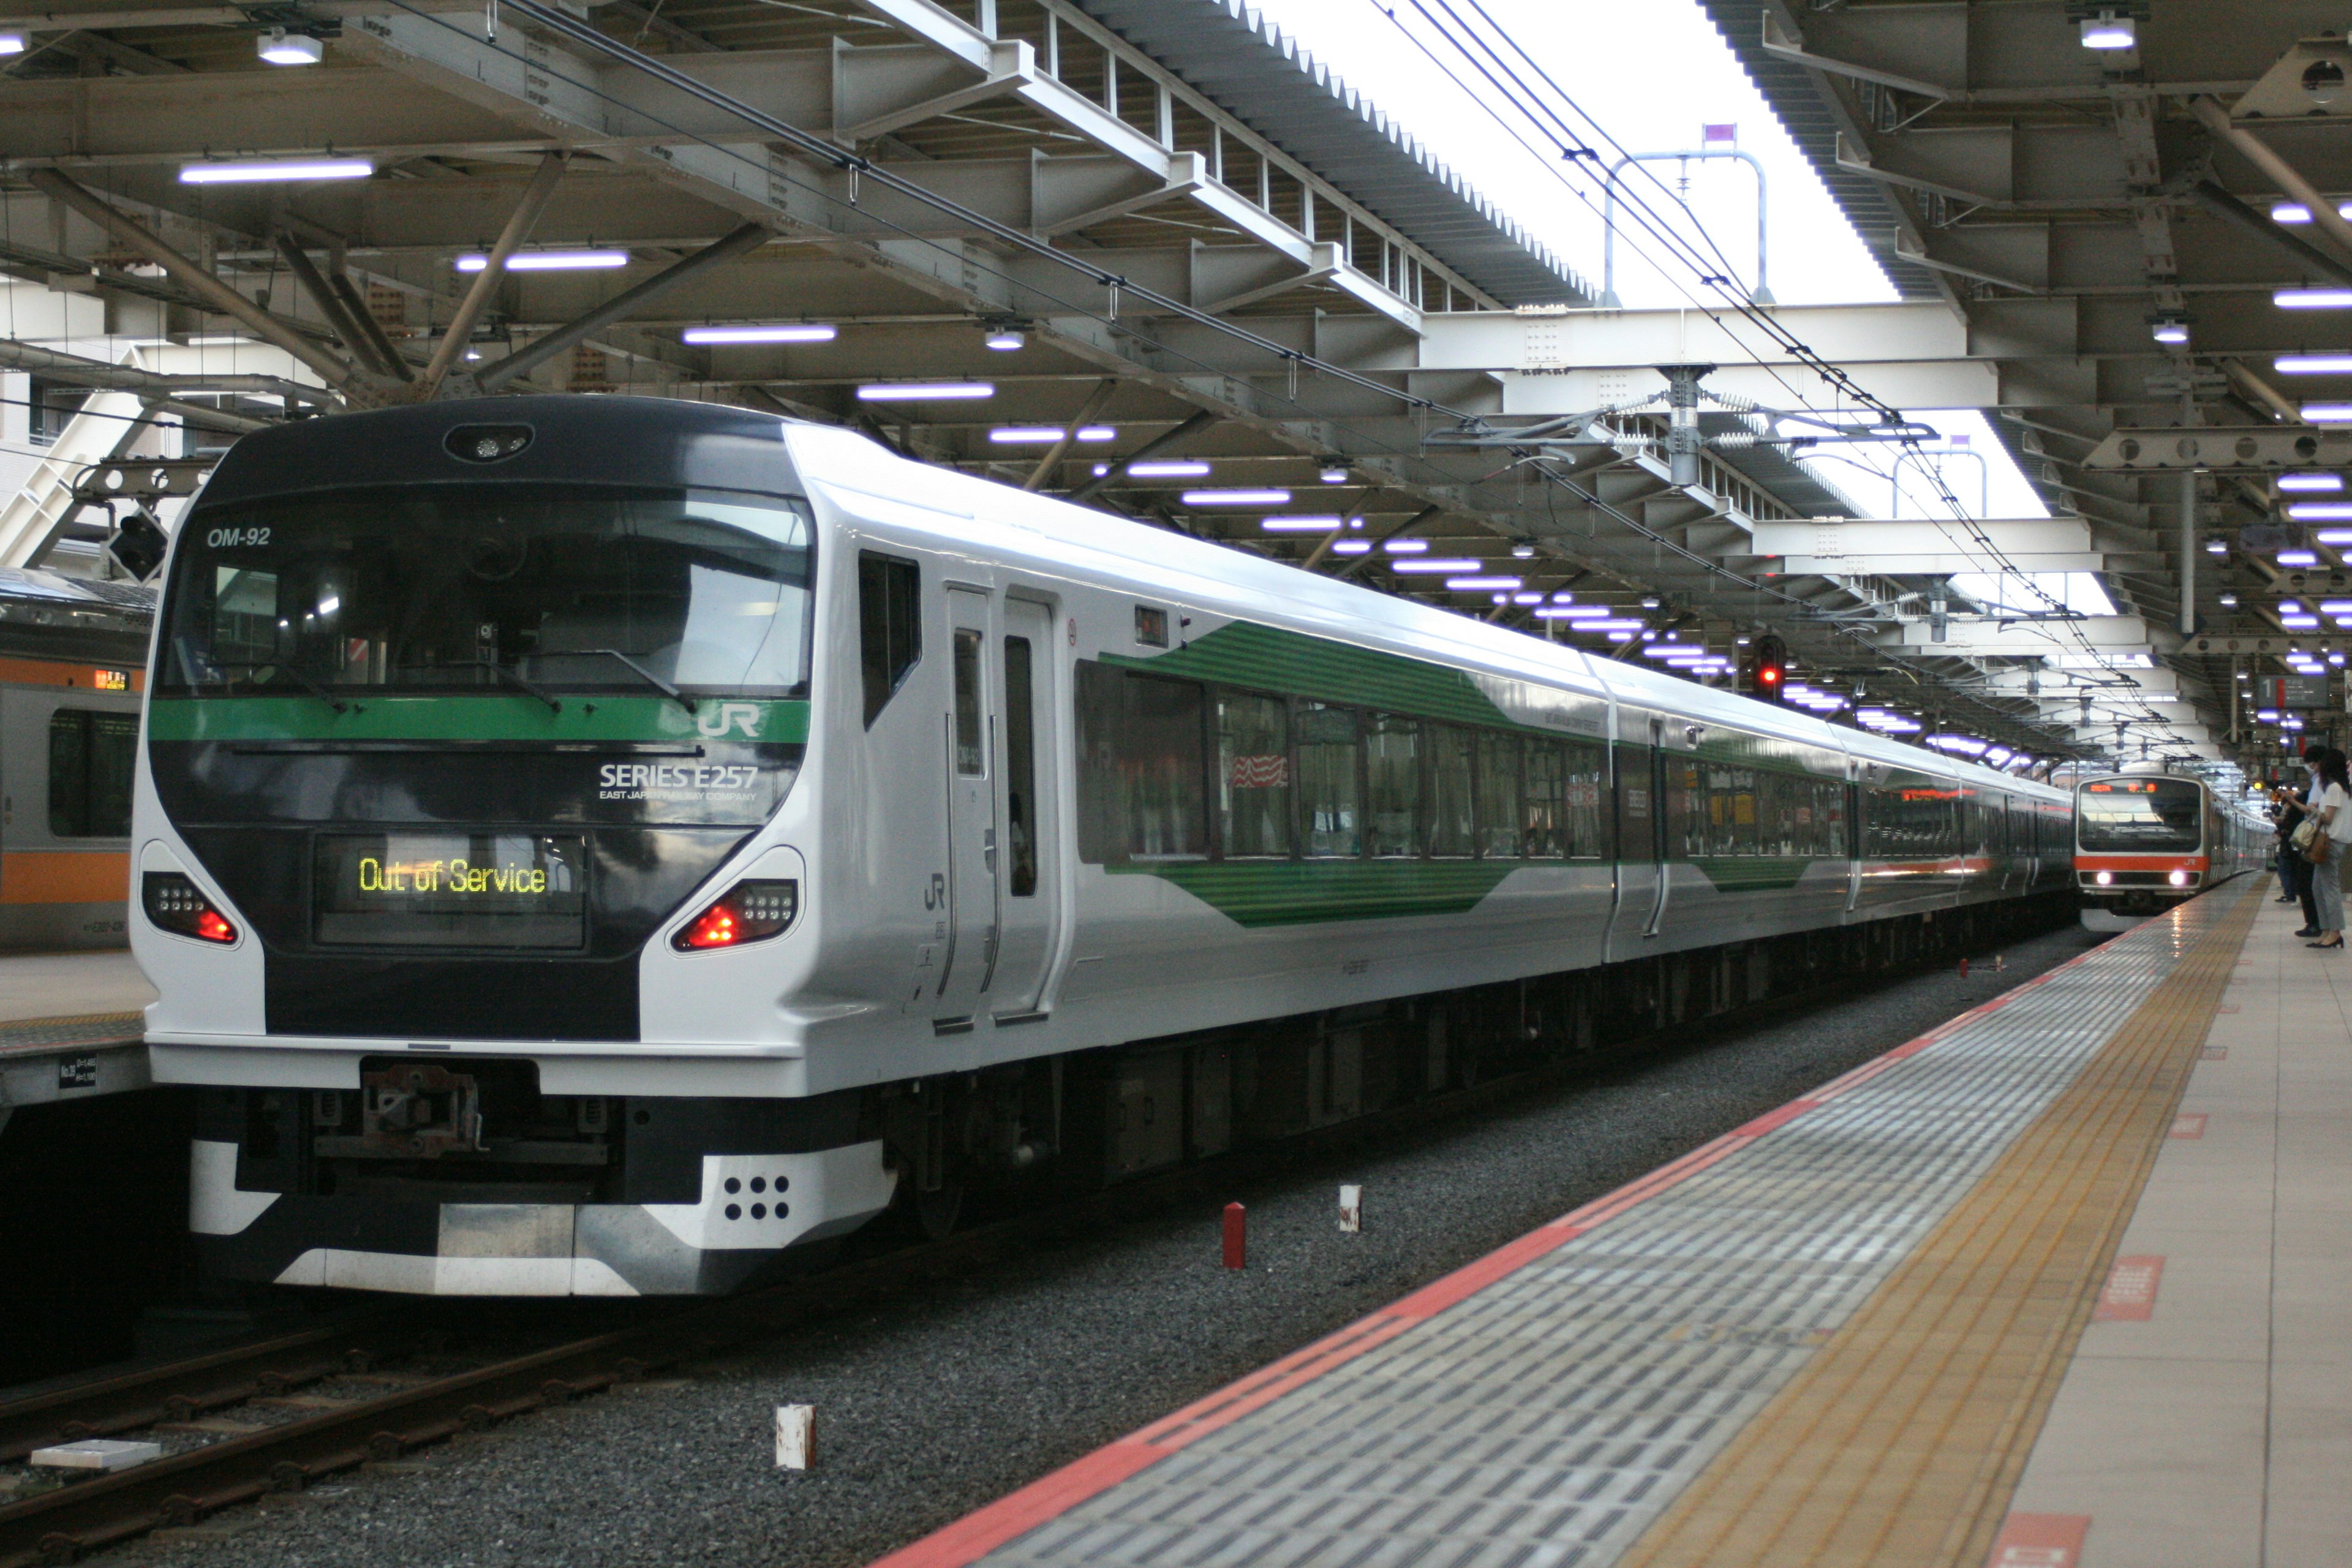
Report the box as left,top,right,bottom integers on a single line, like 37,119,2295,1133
1373,0,2169,750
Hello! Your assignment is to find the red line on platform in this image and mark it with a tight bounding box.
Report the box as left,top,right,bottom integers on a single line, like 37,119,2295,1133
862,931,2166,1568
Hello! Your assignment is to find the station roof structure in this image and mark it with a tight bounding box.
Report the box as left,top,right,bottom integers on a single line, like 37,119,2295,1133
1,0,2339,767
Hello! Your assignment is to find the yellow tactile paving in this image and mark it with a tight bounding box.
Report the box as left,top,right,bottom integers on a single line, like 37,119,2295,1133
1615,884,2267,1568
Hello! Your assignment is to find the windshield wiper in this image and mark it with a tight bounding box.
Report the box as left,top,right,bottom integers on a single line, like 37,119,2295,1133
213,661,360,714
554,649,697,715
394,660,563,715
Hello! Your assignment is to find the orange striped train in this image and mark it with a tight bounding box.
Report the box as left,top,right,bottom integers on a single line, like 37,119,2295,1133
0,568,151,949
2073,771,2264,916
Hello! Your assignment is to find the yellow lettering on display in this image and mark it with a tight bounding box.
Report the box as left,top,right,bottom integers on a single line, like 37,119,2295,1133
357,853,550,898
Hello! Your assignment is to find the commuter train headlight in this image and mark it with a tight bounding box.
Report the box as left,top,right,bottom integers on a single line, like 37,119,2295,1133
2169,869,2191,887
142,872,238,944
676,878,798,951
2094,870,2113,886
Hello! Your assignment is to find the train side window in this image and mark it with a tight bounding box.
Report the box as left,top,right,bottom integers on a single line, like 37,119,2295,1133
1476,732,1523,859
1074,664,1207,863
1668,759,1704,861
1564,740,1607,858
1427,725,1476,858
1003,636,1038,897
1525,742,1567,858
50,709,137,838
857,552,921,727
1295,702,1361,858
1216,690,1292,858
1365,714,1423,858
951,629,986,775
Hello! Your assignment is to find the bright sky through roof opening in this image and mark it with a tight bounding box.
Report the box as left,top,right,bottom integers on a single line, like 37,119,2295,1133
1251,0,2061,567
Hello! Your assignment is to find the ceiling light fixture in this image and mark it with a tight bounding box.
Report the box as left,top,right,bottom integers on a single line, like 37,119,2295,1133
1317,461,1348,484
1387,557,1485,574
2078,10,2135,49
2277,353,2352,374
2280,550,2322,566
257,26,323,64
2150,316,2190,345
983,329,1025,351
856,382,994,401
2278,290,2352,309
2280,472,2345,492
1259,516,1345,532
1384,539,1429,554
1182,488,1289,506
456,250,628,273
1123,460,1209,479
2288,502,2352,519
680,323,836,345
1447,575,1523,591
2301,402,2352,423
179,157,373,184
989,426,1114,443
0,29,25,53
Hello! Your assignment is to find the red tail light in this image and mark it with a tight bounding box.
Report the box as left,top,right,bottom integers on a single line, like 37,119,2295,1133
143,872,238,944
674,879,797,951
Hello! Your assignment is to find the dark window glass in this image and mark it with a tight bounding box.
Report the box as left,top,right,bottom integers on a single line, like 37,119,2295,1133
1074,664,1207,862
1428,725,1476,858
951,629,985,777
1565,740,1607,859
858,552,921,726
1477,732,1523,858
1296,702,1360,858
159,485,813,698
1216,691,1292,857
1668,758,1704,860
1706,766,1758,856
49,709,137,839
1525,742,1567,859
1366,714,1422,858
1003,636,1037,897
2077,778,2203,851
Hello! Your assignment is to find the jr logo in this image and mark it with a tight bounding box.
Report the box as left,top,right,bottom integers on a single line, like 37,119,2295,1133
695,702,763,739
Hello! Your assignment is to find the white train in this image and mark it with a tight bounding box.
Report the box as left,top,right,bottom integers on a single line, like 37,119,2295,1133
137,396,2089,1297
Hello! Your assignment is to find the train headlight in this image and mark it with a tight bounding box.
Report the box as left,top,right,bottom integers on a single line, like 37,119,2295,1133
142,872,238,944
2169,869,2191,887
675,878,797,951
2095,870,2113,886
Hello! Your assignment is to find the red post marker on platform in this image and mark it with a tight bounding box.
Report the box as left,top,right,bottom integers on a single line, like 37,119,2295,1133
1959,957,1970,978
1222,1202,1246,1270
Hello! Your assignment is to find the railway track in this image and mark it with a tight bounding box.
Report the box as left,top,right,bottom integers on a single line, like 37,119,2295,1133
0,942,2070,1566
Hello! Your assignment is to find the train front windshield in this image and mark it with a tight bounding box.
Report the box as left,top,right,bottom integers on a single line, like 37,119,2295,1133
158,484,813,699
2078,778,2203,852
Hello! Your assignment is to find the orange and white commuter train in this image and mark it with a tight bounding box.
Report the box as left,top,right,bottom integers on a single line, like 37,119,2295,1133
0,568,151,949
2073,771,2263,915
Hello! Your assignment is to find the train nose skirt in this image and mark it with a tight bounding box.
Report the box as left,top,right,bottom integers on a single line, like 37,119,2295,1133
190,1144,897,1296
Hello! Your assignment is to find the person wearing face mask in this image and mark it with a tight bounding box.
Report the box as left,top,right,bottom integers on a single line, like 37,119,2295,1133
2307,747,2352,951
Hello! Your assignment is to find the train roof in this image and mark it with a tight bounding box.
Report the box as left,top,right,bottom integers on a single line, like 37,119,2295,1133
785,421,2069,806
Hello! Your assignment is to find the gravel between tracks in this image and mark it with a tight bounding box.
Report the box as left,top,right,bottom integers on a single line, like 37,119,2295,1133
96,921,2121,1568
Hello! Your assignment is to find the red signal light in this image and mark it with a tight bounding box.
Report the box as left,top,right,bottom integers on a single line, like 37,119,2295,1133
682,907,741,948
195,910,238,944
673,879,799,952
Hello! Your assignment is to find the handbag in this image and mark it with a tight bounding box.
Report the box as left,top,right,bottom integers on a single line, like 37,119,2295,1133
2294,818,2321,851
2308,830,2336,867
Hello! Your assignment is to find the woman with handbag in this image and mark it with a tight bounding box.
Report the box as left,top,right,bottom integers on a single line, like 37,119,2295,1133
2308,747,2351,951
2277,777,2317,935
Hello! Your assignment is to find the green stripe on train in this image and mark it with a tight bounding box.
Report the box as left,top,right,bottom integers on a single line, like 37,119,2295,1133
1107,858,1519,926
1688,856,1817,893
145,695,812,744
1105,622,1522,730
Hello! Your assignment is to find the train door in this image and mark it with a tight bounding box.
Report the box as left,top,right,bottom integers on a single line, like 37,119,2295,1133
1608,715,1668,952
987,597,1059,1018
1844,763,1864,914
933,587,998,1023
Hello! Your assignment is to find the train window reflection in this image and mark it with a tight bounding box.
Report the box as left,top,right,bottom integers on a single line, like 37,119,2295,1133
2078,777,2202,851
49,707,136,838
161,486,813,698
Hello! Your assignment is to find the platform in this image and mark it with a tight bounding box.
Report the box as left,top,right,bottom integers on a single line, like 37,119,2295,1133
872,876,2304,1568
0,951,152,1127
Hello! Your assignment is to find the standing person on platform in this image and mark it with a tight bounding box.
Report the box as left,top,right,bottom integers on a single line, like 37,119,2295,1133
2277,771,2318,937
2309,747,2351,951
